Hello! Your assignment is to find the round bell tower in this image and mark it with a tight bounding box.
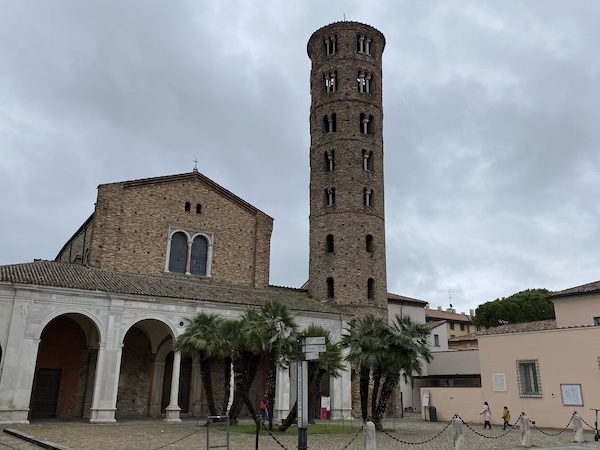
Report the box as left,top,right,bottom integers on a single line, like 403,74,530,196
307,22,388,315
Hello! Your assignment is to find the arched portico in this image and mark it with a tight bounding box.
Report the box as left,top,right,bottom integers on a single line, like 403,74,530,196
29,313,101,420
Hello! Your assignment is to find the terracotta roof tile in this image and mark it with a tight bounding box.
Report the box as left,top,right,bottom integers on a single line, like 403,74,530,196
475,320,557,336
0,261,338,314
550,280,600,299
388,293,428,305
424,320,446,330
425,309,471,322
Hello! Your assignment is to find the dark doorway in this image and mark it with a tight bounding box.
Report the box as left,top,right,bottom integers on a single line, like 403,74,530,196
31,369,62,418
161,353,192,414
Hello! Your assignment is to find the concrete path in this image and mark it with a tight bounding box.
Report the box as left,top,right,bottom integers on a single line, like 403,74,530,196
2,415,599,450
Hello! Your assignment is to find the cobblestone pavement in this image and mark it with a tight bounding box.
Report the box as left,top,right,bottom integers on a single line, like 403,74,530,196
2,414,599,450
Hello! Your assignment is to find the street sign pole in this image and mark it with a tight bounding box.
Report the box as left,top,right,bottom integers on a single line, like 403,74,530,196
297,336,308,450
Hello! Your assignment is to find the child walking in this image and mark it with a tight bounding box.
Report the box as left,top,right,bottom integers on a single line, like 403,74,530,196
502,406,511,430
480,401,492,429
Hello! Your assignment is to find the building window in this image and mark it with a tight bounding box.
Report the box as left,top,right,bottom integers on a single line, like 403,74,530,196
325,150,335,172
196,204,202,214
460,324,465,331
166,230,212,277
516,360,542,398
362,150,373,171
594,317,600,326
366,234,373,252
184,202,191,212
367,278,375,299
324,35,337,56
327,277,334,298
325,188,335,207
326,234,334,253
357,71,372,93
360,113,373,135
363,188,373,207
449,323,455,330
357,35,372,55
168,232,188,273
324,114,337,133
324,71,337,93
190,235,208,275
434,334,440,347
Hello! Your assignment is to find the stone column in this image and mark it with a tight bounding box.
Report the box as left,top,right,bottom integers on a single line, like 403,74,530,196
572,412,583,443
165,351,182,423
0,300,39,424
453,416,464,450
275,365,290,420
520,413,531,447
330,360,352,419
148,361,165,417
364,420,376,450
90,342,122,423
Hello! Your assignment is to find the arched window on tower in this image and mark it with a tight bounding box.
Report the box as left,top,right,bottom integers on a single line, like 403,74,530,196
190,235,208,275
357,71,372,93
327,277,335,298
324,71,337,93
357,35,372,55
326,234,334,253
325,188,336,207
367,278,375,299
324,35,337,56
168,232,188,273
196,204,202,214
362,150,374,171
360,114,373,135
366,234,374,252
363,188,373,207
184,202,191,212
323,114,337,133
324,150,335,172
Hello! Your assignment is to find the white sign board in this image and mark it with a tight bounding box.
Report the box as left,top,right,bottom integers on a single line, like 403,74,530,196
305,336,325,345
492,373,507,392
321,396,331,410
304,352,320,360
422,391,430,407
303,344,326,353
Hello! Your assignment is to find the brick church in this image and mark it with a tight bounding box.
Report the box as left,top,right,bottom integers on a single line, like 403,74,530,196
0,21,395,424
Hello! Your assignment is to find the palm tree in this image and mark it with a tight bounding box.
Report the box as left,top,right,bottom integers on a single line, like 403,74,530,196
279,325,346,432
341,314,390,421
372,315,432,429
243,300,297,429
173,312,225,416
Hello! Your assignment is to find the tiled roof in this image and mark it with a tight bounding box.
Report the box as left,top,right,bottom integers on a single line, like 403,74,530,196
0,261,339,314
424,320,446,330
448,333,478,342
388,293,428,306
550,280,600,299
474,320,557,336
425,309,471,322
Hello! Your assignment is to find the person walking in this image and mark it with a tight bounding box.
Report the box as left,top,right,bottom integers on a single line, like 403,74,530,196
480,401,492,429
259,393,269,428
502,406,511,430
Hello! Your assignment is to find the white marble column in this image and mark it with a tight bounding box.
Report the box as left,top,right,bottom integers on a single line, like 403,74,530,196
275,365,290,420
148,361,165,417
0,300,39,424
330,360,352,419
165,351,182,423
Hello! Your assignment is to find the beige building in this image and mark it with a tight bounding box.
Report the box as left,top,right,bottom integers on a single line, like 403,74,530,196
420,280,600,428
425,306,480,340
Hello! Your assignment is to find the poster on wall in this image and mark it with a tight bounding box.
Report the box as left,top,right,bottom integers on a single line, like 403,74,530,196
560,384,583,406
492,373,507,392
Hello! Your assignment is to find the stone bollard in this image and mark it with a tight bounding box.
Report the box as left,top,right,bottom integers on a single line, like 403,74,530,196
520,413,532,447
364,420,376,450
452,416,464,450
572,412,583,443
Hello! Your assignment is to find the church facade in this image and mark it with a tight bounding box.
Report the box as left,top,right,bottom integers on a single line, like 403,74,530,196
0,21,394,424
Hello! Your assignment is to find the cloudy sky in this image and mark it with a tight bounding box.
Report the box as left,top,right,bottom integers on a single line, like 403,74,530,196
1,1,599,312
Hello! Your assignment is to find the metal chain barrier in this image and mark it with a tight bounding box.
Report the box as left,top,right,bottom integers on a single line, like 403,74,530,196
339,426,363,450
580,416,596,430
151,428,202,450
262,426,292,450
529,411,574,437
381,418,453,445
457,413,521,440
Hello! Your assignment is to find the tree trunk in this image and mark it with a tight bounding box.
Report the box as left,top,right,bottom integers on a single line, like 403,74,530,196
221,355,232,415
373,372,400,430
359,365,371,421
309,368,325,423
266,350,277,430
199,357,217,416
278,400,298,431
371,367,382,420
230,351,261,422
